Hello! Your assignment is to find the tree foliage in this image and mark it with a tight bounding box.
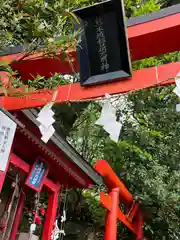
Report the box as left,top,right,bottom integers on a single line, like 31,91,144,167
0,0,180,239
69,87,180,239
68,1,180,239
104,86,180,239
0,0,89,49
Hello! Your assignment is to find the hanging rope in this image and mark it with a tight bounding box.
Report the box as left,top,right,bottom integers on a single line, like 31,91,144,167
57,185,64,220
59,186,68,240
51,185,68,240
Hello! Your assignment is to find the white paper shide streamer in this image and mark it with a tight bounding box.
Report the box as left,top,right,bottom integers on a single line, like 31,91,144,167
51,213,66,240
95,94,123,142
29,223,36,235
36,91,57,143
61,210,66,223
173,71,180,112
51,220,61,240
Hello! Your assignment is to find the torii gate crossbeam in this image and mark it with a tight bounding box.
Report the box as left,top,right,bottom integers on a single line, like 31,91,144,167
0,62,179,110
0,4,180,110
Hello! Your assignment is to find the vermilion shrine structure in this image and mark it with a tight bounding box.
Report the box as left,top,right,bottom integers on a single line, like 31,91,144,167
0,107,103,240
0,2,180,240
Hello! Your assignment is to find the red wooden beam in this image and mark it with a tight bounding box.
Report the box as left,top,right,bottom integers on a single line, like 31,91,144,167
95,160,144,239
0,62,179,111
9,153,60,240
44,178,60,193
10,153,30,173
9,188,27,240
94,160,133,205
0,7,180,80
0,6,179,110
42,184,60,240
100,192,142,237
0,50,78,80
128,12,180,61
9,153,58,192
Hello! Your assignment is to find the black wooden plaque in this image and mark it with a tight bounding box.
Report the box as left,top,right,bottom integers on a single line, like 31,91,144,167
74,0,132,86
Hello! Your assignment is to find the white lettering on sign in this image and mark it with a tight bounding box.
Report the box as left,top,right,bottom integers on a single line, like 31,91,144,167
95,17,109,73
0,110,17,171
30,162,45,186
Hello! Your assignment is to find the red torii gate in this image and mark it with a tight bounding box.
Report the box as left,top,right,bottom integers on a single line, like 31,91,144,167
0,3,180,240
0,4,180,110
94,160,144,240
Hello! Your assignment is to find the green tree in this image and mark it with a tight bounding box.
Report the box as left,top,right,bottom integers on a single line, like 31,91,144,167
68,1,180,239
0,0,179,239
69,76,180,239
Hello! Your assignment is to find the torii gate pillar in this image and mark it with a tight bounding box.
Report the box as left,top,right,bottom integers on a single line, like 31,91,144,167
105,188,119,240
94,160,144,240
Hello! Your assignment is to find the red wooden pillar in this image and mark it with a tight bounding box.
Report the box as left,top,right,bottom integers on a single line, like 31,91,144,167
42,183,60,240
135,212,144,240
105,188,119,240
9,188,27,240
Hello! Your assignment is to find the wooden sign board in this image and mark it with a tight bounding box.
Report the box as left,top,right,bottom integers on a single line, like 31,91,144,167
26,158,49,192
74,0,132,86
0,109,17,172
